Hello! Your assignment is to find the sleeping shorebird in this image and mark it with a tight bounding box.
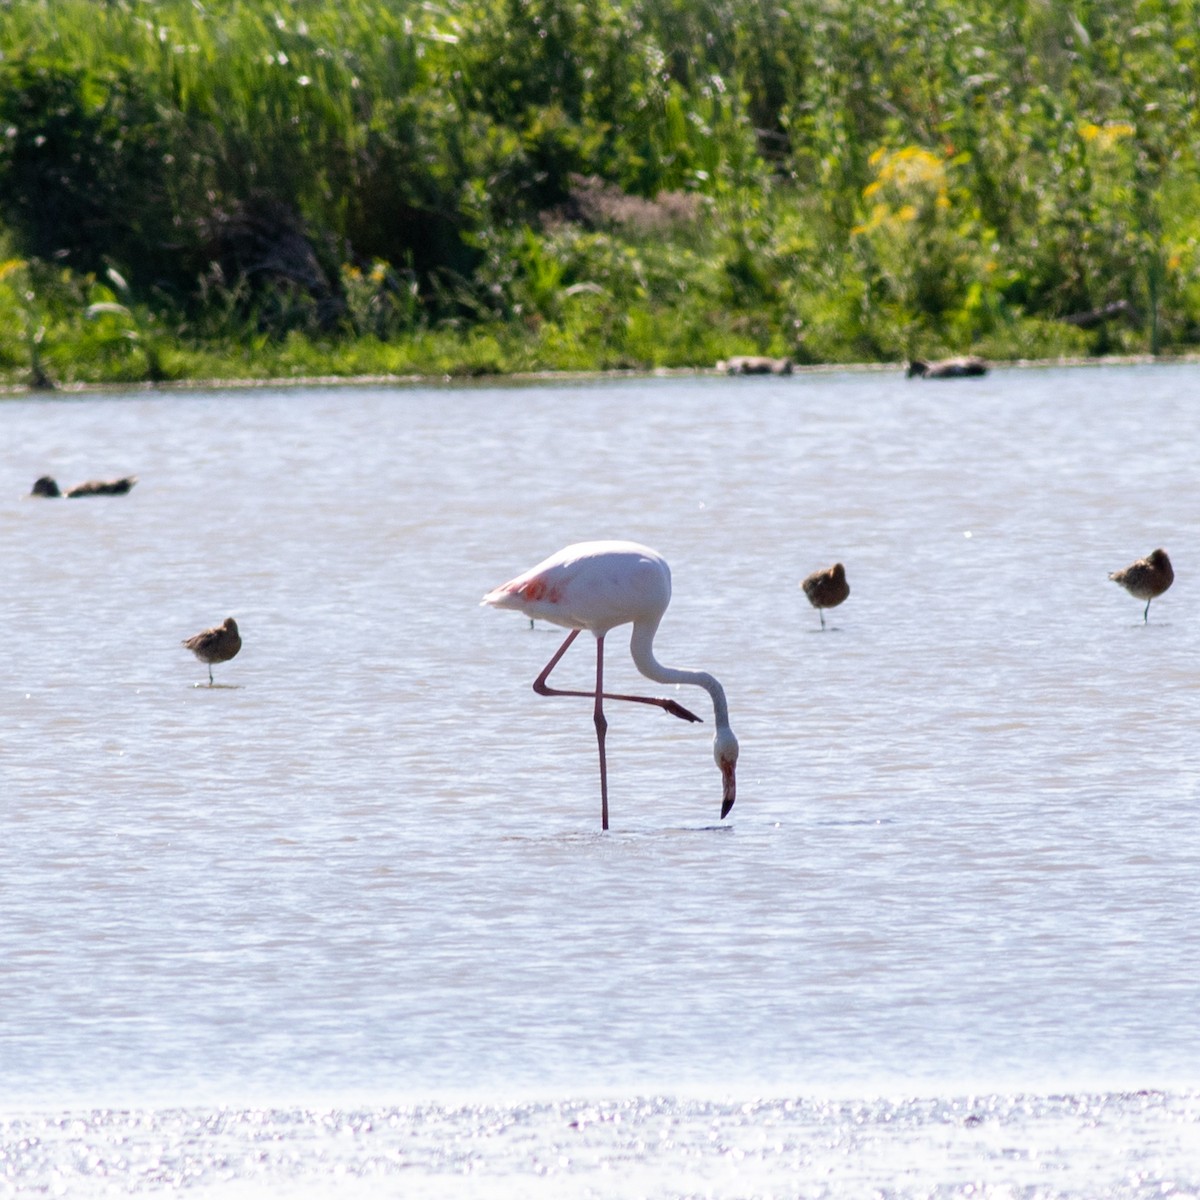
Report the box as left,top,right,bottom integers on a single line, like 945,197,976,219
30,475,137,498
182,617,242,685
800,562,849,629
1109,548,1174,623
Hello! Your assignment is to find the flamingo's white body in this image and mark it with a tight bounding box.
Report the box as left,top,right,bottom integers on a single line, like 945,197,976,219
482,540,738,829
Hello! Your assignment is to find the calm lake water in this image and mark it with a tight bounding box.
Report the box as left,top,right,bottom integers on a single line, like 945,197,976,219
2,364,1200,1195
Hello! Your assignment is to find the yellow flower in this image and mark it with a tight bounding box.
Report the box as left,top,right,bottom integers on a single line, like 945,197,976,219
857,145,955,233
1081,121,1135,150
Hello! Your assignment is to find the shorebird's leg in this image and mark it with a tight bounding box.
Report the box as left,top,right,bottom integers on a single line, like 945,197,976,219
1144,600,1151,623
594,634,608,831
819,609,826,630
533,629,702,723
208,664,214,686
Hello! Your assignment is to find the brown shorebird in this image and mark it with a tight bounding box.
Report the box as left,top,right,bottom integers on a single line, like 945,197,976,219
906,356,988,378
800,562,850,629
182,617,242,685
1110,548,1174,623
30,475,137,498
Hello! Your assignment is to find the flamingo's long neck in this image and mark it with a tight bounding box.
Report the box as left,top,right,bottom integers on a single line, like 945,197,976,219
628,619,732,732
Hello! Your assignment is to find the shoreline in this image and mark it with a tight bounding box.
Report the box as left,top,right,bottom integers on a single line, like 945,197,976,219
1,351,1197,398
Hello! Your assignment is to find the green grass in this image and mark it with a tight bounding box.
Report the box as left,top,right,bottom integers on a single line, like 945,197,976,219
2,0,1199,384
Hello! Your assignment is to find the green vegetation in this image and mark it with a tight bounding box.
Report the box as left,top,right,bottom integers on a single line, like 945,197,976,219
0,0,1198,386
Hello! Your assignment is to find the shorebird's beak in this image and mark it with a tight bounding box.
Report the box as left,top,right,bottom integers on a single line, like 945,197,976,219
720,760,736,819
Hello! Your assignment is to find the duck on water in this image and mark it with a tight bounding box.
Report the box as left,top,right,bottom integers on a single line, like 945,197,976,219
30,475,137,498
906,356,988,378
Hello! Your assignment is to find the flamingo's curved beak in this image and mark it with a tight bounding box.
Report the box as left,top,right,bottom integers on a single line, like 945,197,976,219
720,759,736,819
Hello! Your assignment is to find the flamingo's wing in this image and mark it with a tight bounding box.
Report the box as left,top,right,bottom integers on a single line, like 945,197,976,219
484,542,669,633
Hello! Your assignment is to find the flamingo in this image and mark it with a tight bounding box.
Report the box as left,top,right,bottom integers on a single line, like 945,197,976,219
482,540,738,829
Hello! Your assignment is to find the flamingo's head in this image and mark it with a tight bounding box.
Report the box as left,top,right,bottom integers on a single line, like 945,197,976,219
715,728,739,819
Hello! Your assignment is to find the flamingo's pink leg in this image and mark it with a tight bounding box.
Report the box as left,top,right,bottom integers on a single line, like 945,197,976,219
532,629,702,723
532,629,582,692
594,634,608,830
529,628,610,828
